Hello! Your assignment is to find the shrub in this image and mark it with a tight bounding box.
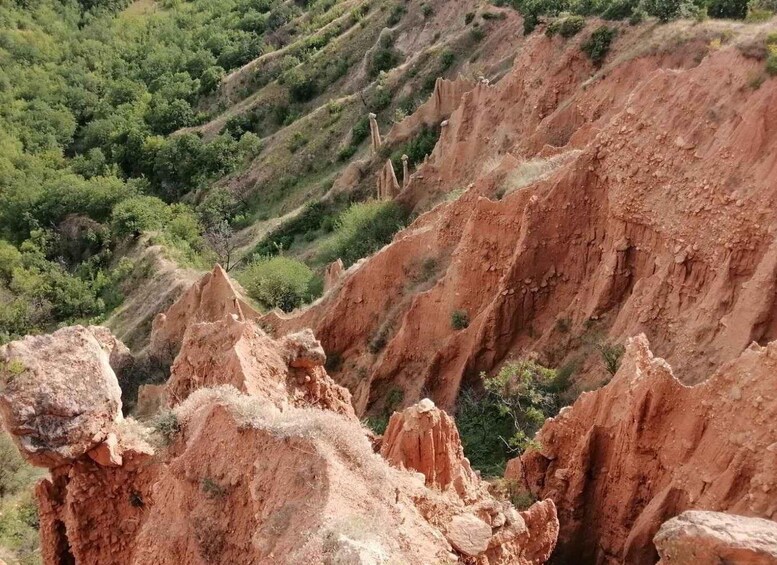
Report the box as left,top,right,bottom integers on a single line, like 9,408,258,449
547,15,586,38
239,256,321,312
322,201,408,267
456,359,565,475
582,26,617,65
387,4,406,26
642,0,683,21
351,116,371,145
451,309,470,330
422,4,434,17
369,46,403,78
598,341,625,375
708,0,748,17
465,11,476,24
153,411,181,445
440,50,456,71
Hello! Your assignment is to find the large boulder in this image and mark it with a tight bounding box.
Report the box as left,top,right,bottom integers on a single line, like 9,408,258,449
654,511,777,564
0,326,123,467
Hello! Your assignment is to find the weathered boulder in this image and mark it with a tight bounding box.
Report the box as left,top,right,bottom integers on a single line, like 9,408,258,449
446,513,492,557
0,326,123,467
654,511,777,565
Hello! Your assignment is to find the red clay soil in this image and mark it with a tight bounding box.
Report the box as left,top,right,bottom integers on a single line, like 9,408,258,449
264,23,777,418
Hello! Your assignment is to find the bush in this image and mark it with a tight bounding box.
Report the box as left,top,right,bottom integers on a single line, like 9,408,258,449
387,4,406,26
581,26,617,65
708,0,749,17
322,201,408,267
153,411,181,445
465,11,476,24
547,15,586,37
451,309,470,330
238,256,321,312
440,50,456,71
598,341,625,375
369,46,403,78
351,116,371,145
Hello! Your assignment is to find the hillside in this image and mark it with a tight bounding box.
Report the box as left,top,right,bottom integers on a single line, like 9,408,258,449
3,0,777,562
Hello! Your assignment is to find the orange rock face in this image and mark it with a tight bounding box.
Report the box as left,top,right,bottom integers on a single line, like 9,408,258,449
149,264,261,361
168,314,355,418
380,398,480,500
521,335,777,564
262,31,777,420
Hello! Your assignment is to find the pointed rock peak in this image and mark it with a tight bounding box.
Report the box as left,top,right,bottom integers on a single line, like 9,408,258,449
380,399,479,500
149,264,260,360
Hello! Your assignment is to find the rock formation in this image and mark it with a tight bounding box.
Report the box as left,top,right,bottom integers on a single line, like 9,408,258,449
368,112,382,153
380,398,480,500
654,511,777,564
387,76,476,146
149,264,260,361
377,158,400,200
521,335,777,564
401,154,410,188
168,314,355,418
0,269,560,564
323,258,344,291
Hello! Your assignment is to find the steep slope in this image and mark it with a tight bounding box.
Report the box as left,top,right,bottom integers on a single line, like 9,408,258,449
519,334,777,563
263,21,777,415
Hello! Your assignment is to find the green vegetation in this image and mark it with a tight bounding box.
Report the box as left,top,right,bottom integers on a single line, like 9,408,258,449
364,387,404,434
457,359,569,476
322,201,408,267
546,15,586,38
767,34,777,76
0,0,280,341
153,411,181,446
238,256,322,312
510,0,754,34
0,433,42,565
451,309,470,330
581,26,617,66
598,341,625,375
